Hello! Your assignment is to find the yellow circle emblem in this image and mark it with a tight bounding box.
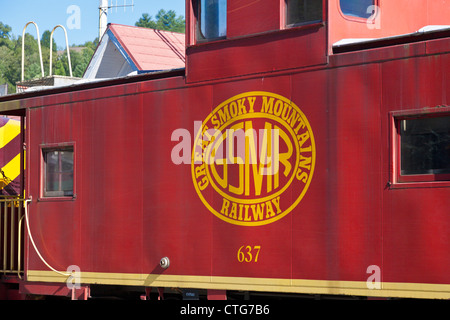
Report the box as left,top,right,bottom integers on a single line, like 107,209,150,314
192,92,315,226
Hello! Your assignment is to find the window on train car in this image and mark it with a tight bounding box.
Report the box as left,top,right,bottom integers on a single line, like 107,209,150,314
43,148,74,197
197,0,227,41
398,115,450,181
339,0,375,19
286,0,323,26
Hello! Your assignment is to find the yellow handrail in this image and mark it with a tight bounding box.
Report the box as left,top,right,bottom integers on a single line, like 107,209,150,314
0,197,25,278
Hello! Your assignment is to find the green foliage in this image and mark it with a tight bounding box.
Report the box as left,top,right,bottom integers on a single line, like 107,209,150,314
0,22,11,37
135,13,157,29
41,30,58,52
0,22,13,48
135,9,185,33
55,46,95,78
0,21,98,94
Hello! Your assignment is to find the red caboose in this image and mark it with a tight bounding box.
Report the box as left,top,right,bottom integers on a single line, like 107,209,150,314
0,0,449,300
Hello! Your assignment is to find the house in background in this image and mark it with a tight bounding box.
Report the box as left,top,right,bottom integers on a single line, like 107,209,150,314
83,23,185,79
0,84,7,96
15,24,185,93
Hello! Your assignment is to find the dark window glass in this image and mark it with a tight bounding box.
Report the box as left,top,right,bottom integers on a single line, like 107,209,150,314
400,116,450,175
286,0,323,26
198,0,227,40
44,148,74,197
340,0,375,19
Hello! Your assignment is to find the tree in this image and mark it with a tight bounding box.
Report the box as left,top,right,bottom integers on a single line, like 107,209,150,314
135,13,156,29
0,22,12,43
17,33,48,80
54,40,97,78
135,9,185,33
0,46,16,91
41,30,58,52
83,38,99,52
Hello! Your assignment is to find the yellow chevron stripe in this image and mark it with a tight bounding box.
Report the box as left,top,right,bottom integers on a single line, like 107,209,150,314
0,153,21,190
0,119,20,149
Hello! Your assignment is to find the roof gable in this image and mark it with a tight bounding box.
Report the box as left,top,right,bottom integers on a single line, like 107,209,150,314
84,24,185,79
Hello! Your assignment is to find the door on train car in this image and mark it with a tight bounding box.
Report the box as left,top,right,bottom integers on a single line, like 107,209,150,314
0,113,26,279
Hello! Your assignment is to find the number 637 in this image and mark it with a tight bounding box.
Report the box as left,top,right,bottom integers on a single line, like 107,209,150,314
237,245,261,263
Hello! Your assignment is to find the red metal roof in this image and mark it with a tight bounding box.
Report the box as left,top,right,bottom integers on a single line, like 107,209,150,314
108,23,185,71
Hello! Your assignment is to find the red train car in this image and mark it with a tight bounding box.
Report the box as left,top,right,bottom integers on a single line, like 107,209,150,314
0,0,449,300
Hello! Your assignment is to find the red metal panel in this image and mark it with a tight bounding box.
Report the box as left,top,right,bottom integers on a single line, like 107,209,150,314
426,36,450,55
323,64,383,281
211,74,292,107
289,70,329,281
187,25,327,83
381,52,450,285
77,94,144,273
142,86,214,277
382,55,449,111
383,190,450,284
330,41,427,66
26,91,146,274
227,0,281,38
26,105,79,273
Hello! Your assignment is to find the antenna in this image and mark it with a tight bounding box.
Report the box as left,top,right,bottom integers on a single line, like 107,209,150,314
99,0,134,39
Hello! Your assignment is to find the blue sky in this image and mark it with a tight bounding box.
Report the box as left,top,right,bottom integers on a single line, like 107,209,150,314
0,0,185,48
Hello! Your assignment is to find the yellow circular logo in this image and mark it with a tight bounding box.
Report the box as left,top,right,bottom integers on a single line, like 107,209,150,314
192,92,315,226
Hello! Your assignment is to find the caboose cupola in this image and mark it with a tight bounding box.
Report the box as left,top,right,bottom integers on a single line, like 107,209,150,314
185,0,450,82
185,0,328,83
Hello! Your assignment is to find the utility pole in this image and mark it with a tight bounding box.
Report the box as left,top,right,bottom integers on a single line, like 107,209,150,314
99,0,134,39
99,0,108,39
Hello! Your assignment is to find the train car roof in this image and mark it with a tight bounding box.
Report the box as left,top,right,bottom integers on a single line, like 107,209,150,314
333,25,450,53
0,68,185,110
1,26,450,109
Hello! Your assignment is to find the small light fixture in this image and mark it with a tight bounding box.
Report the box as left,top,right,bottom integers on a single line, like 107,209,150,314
160,257,170,269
